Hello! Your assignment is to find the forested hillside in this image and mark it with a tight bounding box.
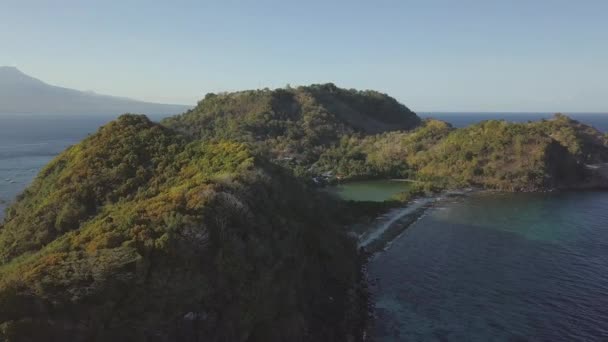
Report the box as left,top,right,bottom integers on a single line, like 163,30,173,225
2,85,607,341
315,116,608,191
162,83,421,175
164,86,607,190
0,115,366,341
315,119,452,180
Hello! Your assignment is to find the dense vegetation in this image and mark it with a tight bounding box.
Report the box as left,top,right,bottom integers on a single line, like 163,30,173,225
530,113,608,164
315,115,608,191
162,83,420,176
413,119,584,190
0,115,367,341
315,119,452,180
2,84,607,341
165,84,607,190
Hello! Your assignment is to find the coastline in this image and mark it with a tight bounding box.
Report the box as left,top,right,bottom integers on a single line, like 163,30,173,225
356,188,475,255
354,188,476,340
363,190,608,341
357,186,608,340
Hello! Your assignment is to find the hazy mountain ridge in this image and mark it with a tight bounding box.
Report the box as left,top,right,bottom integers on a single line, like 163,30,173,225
0,67,191,115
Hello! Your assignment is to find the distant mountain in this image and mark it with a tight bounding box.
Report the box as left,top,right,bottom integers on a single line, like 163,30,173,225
0,66,191,115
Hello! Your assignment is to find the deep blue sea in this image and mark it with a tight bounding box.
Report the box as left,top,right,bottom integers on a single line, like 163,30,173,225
370,192,608,341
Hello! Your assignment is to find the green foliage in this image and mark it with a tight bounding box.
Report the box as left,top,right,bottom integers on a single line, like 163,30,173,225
315,119,452,180
1,115,186,261
0,115,364,341
162,84,421,170
530,113,608,163
165,89,607,191
2,82,607,342
315,116,607,191
412,118,599,190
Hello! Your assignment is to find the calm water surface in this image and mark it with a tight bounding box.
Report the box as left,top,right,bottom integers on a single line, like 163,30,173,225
369,191,608,341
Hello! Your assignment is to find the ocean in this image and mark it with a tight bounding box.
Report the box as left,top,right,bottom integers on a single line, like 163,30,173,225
369,191,608,341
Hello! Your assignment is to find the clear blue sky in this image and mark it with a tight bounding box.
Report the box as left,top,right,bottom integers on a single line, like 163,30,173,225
1,0,607,112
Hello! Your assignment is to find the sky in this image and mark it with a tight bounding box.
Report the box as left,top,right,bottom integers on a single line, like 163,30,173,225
1,0,607,112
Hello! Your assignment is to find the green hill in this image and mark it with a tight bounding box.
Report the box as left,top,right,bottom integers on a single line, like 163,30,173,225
2,84,607,341
412,119,584,190
530,113,608,164
315,115,608,191
163,85,606,191
0,115,365,341
315,119,453,180
162,84,421,172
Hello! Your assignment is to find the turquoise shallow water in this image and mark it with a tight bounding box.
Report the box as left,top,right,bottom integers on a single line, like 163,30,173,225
369,191,608,341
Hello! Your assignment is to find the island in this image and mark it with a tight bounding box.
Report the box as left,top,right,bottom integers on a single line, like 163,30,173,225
1,84,607,341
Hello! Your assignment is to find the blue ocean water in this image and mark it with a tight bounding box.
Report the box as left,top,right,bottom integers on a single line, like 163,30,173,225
0,113,166,219
369,192,608,341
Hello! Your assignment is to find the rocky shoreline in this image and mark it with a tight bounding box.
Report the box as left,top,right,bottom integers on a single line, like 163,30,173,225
354,189,476,339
